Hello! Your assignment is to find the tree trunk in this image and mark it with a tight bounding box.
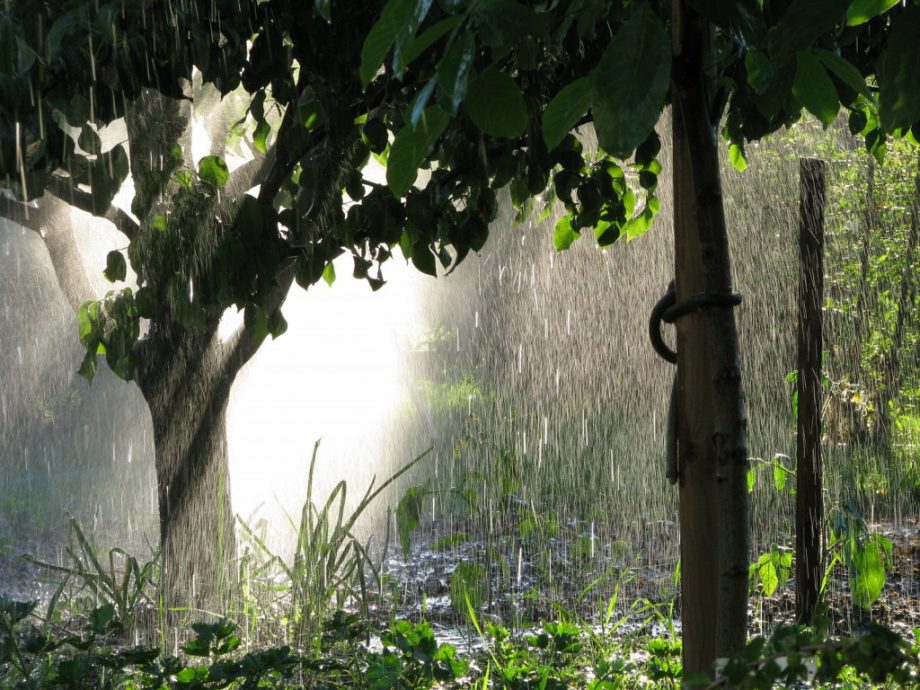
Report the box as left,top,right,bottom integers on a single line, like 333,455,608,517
138,326,244,613
671,1,750,679
796,158,825,624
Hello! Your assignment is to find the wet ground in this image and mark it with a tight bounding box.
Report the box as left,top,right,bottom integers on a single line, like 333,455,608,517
1,512,917,644
370,516,920,643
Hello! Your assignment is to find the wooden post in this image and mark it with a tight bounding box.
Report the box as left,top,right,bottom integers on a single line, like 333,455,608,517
672,1,751,676
796,157,825,624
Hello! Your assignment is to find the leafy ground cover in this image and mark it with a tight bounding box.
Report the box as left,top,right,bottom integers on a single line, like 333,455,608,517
1,510,918,689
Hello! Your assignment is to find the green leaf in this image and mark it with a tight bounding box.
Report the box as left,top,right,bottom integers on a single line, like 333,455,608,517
878,6,920,133
746,467,756,492
463,69,528,139
77,350,97,382
813,48,872,101
315,0,332,22
437,31,476,115
104,251,127,283
772,463,787,491
745,50,773,95
851,539,887,608
470,1,548,43
759,560,779,596
411,242,437,276
151,214,168,232
409,77,438,128
391,0,435,77
360,0,414,87
591,2,670,158
728,142,748,172
253,120,270,154
386,107,449,197
322,261,336,286
793,50,840,126
363,119,389,153
846,0,899,25
404,15,464,66
553,215,579,251
267,309,287,339
767,0,851,68
78,126,101,155
198,155,229,187
542,77,593,151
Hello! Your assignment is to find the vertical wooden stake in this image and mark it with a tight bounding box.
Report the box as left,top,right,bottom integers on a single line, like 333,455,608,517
797,157,825,623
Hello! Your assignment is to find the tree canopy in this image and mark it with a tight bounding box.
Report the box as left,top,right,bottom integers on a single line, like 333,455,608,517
0,1,917,382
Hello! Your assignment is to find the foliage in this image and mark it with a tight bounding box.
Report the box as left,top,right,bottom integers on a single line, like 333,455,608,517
747,454,893,610
236,442,427,652
690,613,919,688
25,0,920,382
2,590,918,689
22,516,159,631
824,504,893,609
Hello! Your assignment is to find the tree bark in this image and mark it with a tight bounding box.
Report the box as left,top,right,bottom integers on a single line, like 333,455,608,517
796,158,825,624
671,1,750,679
137,324,255,613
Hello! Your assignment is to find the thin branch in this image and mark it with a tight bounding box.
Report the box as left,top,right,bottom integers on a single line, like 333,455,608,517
44,175,140,239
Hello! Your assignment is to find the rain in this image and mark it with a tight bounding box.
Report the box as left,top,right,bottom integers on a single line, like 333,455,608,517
1,112,917,645
0,2,918,684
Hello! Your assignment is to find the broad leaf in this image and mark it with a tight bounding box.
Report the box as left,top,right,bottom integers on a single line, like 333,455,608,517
772,463,787,491
404,15,463,67
878,6,920,132
793,50,839,127
78,126,101,155
846,0,899,26
542,77,593,151
463,69,528,139
553,215,579,251
198,155,229,187
767,0,851,68
728,142,748,172
360,0,414,87
592,2,670,159
759,560,779,596
314,0,331,22
851,538,889,608
436,31,476,115
813,48,872,102
322,261,336,286
386,106,449,196
104,251,127,283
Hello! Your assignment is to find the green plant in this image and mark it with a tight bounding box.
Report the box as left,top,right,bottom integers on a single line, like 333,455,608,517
237,442,428,652
688,614,919,688
22,516,158,631
366,619,469,690
823,504,893,610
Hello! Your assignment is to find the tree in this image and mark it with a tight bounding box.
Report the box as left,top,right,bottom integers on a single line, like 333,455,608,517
1,0,917,679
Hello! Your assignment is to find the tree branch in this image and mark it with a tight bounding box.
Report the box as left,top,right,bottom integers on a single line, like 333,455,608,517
0,192,42,233
44,175,140,239
0,189,97,310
